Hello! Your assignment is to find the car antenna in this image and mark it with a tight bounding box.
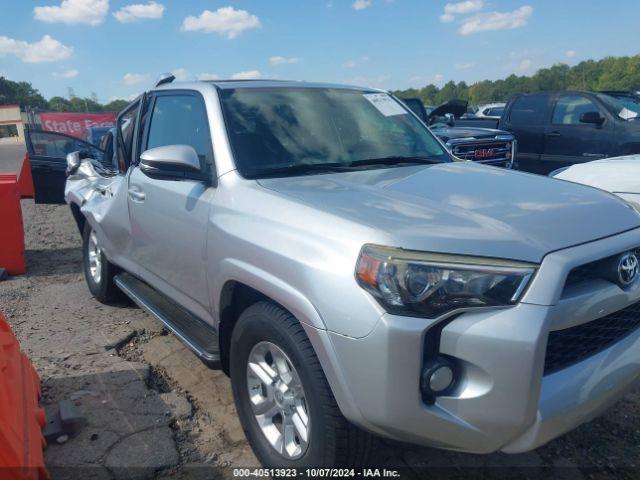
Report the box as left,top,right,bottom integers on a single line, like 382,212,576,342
155,73,175,87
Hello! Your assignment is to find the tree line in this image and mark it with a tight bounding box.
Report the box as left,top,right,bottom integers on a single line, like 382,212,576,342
0,77,129,112
394,55,640,106
1,54,639,113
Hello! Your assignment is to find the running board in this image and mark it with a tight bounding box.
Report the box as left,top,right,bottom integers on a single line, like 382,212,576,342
114,272,221,369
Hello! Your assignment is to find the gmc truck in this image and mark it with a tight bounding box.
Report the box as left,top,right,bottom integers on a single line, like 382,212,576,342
27,76,640,468
463,91,640,175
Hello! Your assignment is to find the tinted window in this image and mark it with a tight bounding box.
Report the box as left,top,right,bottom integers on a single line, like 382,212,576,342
509,94,548,125
146,95,211,164
488,107,504,117
28,131,102,159
552,95,600,125
220,88,449,179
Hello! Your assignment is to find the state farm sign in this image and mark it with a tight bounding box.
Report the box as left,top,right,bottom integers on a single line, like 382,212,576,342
40,112,116,139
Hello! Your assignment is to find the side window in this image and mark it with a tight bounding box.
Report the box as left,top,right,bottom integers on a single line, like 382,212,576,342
552,95,600,125
509,94,548,125
145,95,212,165
488,107,504,117
117,100,140,172
28,131,102,160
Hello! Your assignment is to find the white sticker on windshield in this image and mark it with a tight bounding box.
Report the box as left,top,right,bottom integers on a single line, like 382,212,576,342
619,107,638,120
363,93,407,117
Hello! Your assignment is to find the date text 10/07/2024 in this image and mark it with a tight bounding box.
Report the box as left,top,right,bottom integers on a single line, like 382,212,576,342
232,469,401,478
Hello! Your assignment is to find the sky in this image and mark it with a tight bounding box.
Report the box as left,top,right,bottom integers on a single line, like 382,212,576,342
0,0,639,103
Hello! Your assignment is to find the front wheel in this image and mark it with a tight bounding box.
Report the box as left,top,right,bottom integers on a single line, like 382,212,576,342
82,224,119,304
230,301,374,467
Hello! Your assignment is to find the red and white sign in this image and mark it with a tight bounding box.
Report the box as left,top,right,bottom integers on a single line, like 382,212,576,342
40,112,116,139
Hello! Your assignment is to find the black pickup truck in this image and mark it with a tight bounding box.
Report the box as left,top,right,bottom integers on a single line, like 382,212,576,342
401,98,516,168
468,91,640,175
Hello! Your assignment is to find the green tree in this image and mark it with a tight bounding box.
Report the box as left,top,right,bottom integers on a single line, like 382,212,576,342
395,54,640,106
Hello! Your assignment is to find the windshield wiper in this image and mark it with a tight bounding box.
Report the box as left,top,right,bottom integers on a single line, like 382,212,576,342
248,156,440,179
346,156,441,168
248,162,351,178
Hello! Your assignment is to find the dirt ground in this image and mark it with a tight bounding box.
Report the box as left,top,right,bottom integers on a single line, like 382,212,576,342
2,198,640,479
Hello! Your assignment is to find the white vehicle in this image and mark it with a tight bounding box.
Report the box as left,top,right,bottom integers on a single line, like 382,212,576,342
551,155,640,210
475,102,506,118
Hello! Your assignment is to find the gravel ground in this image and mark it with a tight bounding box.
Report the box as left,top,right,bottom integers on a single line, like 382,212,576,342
2,199,640,479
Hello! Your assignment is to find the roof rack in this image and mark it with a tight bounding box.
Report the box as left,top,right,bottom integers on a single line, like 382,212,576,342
154,73,175,87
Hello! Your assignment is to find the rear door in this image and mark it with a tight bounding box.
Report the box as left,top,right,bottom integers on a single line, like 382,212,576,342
542,93,614,172
500,93,552,174
25,130,104,204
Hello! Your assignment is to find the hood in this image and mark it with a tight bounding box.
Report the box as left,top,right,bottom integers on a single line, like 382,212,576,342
429,125,512,142
555,155,640,194
428,99,468,121
258,162,640,263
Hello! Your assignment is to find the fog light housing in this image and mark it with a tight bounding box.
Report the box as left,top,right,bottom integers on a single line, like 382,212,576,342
421,357,457,403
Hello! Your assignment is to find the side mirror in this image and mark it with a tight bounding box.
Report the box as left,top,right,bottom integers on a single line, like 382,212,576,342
66,151,81,175
579,111,604,125
444,113,455,127
139,145,201,179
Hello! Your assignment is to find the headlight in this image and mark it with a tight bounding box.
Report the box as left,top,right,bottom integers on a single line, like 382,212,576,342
355,245,536,318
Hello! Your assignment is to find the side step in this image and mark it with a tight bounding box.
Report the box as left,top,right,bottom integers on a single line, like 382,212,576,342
114,272,221,369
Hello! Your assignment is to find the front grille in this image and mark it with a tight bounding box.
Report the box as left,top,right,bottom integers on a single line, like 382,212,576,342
564,248,640,291
544,301,640,375
451,141,511,165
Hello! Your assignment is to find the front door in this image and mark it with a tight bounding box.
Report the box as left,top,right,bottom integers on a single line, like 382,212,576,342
25,130,104,203
542,94,614,173
127,91,215,321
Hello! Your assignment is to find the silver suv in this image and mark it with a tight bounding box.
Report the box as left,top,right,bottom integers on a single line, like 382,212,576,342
65,76,640,467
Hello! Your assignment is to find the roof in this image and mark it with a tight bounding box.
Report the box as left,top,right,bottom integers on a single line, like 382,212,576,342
154,78,385,93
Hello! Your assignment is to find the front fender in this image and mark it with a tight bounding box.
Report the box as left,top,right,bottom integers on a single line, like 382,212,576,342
215,258,327,330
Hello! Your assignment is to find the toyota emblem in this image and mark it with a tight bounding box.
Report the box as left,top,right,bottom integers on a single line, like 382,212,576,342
618,252,639,286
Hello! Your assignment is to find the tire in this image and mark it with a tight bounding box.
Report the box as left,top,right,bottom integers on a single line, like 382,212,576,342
230,301,374,468
82,223,119,304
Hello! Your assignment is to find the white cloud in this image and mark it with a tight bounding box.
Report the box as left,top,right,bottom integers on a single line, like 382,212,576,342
53,69,80,78
434,73,445,83
518,59,532,71
445,0,484,15
440,0,483,22
196,72,220,81
343,55,369,68
269,56,300,66
181,7,260,39
231,70,261,80
352,0,372,10
113,1,164,23
34,0,109,26
458,5,533,35
171,68,189,80
565,50,576,58
123,72,149,85
0,35,73,63
455,62,475,69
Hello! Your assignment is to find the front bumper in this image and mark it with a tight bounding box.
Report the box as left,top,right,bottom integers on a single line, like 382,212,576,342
321,227,640,453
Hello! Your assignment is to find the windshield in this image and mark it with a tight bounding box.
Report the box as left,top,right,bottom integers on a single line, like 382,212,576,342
220,87,450,178
597,93,640,120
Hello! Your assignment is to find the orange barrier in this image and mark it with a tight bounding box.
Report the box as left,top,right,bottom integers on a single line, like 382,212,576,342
17,154,35,200
0,174,26,275
0,311,48,480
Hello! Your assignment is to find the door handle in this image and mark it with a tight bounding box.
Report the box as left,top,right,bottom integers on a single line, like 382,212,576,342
545,131,561,137
128,188,146,202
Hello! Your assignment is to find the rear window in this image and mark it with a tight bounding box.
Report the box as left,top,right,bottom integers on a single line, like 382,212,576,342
509,94,548,125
